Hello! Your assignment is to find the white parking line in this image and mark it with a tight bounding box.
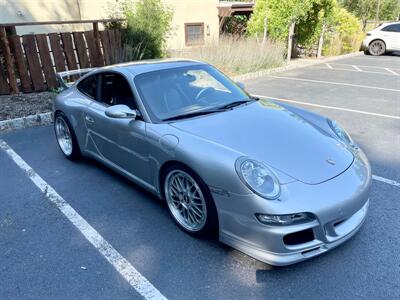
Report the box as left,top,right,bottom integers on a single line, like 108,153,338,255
352,65,362,72
269,75,400,92
252,94,400,120
326,63,333,69
330,63,400,72
312,66,396,76
385,68,399,76
0,139,167,300
347,56,400,63
372,175,400,187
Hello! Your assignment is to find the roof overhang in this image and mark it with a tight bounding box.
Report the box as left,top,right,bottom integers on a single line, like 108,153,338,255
218,1,254,18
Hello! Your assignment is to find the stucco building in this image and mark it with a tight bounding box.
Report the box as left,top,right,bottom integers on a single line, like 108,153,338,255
0,0,221,49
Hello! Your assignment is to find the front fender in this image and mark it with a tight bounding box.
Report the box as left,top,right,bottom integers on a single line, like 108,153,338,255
146,123,296,197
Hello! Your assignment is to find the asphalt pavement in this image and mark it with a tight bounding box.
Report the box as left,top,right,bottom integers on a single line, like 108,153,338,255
1,53,399,299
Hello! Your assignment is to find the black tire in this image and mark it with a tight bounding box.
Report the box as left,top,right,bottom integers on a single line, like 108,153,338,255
162,163,219,238
363,50,370,55
369,40,386,56
54,112,81,160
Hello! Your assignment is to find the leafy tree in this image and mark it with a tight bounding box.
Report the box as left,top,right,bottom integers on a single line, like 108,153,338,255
248,0,364,56
378,0,400,21
340,0,400,30
296,1,333,47
248,0,334,45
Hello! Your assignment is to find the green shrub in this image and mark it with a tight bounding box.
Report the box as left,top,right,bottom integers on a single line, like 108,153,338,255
104,33,145,64
106,0,173,60
323,5,363,56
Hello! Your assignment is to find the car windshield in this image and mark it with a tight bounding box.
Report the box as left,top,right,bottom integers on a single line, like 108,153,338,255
134,64,251,122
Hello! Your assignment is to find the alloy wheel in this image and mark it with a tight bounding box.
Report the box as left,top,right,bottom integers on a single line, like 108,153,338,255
165,170,207,232
55,117,73,156
369,40,385,56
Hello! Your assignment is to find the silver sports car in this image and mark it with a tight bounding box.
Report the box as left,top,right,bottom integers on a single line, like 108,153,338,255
54,59,371,266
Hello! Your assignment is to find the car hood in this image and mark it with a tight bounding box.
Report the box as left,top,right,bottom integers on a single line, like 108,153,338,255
170,100,354,185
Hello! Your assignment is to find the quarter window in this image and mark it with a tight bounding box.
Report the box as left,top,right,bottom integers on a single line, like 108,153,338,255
77,75,98,99
99,73,137,109
185,23,205,46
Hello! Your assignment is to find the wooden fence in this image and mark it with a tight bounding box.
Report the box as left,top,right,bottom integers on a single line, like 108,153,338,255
0,19,123,95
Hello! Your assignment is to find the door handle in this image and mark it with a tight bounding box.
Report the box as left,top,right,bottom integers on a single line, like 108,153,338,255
85,115,95,124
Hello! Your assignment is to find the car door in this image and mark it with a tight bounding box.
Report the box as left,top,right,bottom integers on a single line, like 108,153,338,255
380,24,400,50
82,71,151,185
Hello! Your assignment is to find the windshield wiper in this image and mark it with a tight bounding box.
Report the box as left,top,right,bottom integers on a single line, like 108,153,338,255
217,98,256,110
162,98,258,122
163,109,220,122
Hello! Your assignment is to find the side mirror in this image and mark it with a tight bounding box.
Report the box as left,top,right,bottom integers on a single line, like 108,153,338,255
105,105,137,119
236,81,245,90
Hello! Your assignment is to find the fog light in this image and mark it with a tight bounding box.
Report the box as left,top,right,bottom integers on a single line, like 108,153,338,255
256,212,315,226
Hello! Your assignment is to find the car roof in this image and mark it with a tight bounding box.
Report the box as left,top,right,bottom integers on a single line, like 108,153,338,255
378,21,400,28
99,58,206,76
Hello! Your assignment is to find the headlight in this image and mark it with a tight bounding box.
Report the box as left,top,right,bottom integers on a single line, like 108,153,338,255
255,212,315,226
328,119,358,149
236,159,280,199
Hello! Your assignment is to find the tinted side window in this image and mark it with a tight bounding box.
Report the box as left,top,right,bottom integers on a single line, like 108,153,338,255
77,75,98,99
382,24,400,32
99,73,137,109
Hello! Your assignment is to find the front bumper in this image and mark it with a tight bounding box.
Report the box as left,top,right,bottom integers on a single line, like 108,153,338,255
213,150,372,266
220,199,369,266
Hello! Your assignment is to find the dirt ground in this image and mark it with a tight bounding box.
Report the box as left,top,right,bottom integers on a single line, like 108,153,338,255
0,92,55,121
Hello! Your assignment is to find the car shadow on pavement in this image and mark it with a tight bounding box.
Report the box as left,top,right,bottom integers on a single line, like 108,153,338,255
78,154,222,240
386,51,400,57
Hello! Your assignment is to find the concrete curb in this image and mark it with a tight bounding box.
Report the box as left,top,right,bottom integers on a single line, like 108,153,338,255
232,51,363,82
0,51,363,133
0,112,53,133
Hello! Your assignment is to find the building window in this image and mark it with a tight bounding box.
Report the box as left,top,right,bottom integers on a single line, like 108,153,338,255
185,23,205,46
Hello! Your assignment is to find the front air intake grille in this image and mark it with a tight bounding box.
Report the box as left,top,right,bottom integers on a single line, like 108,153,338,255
283,228,315,245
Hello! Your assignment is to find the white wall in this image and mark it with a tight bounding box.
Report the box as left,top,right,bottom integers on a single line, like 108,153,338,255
0,0,220,49
0,0,112,34
164,0,220,49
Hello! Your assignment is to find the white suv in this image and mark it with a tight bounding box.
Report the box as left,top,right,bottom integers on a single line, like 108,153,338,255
361,21,400,56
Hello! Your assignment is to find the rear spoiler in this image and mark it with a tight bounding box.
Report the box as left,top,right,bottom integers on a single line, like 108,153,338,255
56,68,97,91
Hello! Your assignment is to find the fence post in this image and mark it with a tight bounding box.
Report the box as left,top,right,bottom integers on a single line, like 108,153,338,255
0,26,19,94
287,22,295,64
92,22,103,66
317,22,325,59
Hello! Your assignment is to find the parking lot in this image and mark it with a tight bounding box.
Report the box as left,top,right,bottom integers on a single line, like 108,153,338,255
1,53,399,299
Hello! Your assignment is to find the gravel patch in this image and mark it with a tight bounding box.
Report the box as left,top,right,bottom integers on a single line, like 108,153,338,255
0,92,56,121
